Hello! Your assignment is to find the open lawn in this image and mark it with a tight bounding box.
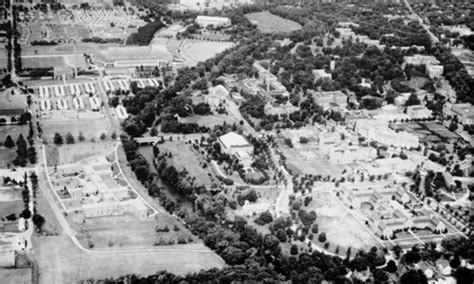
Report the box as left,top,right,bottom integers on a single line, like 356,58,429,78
139,142,212,187
0,149,16,169
56,143,114,165
0,125,29,143
280,143,345,178
36,171,62,235
73,213,197,250
182,40,234,65
42,118,110,142
308,192,379,251
0,200,24,221
15,43,123,56
35,235,224,283
245,11,302,34
22,56,66,69
0,268,32,284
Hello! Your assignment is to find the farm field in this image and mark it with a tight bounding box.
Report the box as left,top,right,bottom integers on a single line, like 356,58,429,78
181,40,234,65
35,235,225,283
139,141,212,187
245,11,302,34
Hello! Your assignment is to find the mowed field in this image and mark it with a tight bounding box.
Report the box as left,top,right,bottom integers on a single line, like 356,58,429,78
73,213,198,250
42,118,109,143
245,11,302,34
0,268,32,284
182,40,234,65
35,235,225,283
56,142,115,165
140,141,212,187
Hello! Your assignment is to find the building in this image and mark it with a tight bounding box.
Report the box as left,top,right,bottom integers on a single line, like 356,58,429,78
426,64,444,79
329,145,377,164
406,105,433,119
218,132,253,155
253,61,278,84
311,90,347,110
206,85,228,110
0,88,28,117
312,69,332,82
178,0,254,11
403,55,440,67
83,198,147,219
359,78,372,89
264,102,298,116
92,45,172,70
218,132,254,170
357,120,419,148
443,103,474,125
195,15,231,28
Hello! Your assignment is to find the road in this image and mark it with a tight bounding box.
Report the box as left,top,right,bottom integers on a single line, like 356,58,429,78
269,147,292,217
403,0,439,45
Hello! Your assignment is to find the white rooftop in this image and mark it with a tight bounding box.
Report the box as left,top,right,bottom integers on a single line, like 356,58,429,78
219,132,250,148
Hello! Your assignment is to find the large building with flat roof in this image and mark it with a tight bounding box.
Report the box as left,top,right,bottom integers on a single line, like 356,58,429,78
195,15,231,28
92,45,172,70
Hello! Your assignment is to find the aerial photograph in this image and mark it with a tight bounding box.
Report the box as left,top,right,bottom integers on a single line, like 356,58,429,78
0,0,472,283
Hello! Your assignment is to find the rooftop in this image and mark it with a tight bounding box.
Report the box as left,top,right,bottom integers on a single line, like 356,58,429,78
93,45,172,63
219,132,250,148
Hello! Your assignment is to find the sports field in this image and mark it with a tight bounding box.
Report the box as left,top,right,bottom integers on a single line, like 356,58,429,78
36,235,225,283
245,11,302,34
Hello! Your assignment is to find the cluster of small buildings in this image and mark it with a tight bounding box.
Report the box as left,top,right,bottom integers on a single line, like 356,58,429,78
443,102,474,125
252,61,289,98
318,131,377,164
53,157,148,219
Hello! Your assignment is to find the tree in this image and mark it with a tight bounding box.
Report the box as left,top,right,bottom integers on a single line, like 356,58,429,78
4,135,15,148
276,228,288,242
65,132,75,144
27,146,36,164
100,132,107,140
400,269,428,284
111,131,117,140
318,232,326,243
290,244,298,255
78,132,85,142
32,213,45,232
255,211,273,225
54,133,63,145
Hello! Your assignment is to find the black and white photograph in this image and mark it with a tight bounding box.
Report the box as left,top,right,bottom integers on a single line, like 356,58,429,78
0,0,472,283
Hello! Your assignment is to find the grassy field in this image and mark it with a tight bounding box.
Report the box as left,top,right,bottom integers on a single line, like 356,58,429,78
35,235,225,283
36,171,63,235
139,142,212,187
22,56,66,69
307,192,379,252
0,200,24,221
0,268,32,284
0,125,29,144
73,213,197,250
56,143,114,165
42,118,109,143
182,40,234,65
0,149,16,169
245,11,302,34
